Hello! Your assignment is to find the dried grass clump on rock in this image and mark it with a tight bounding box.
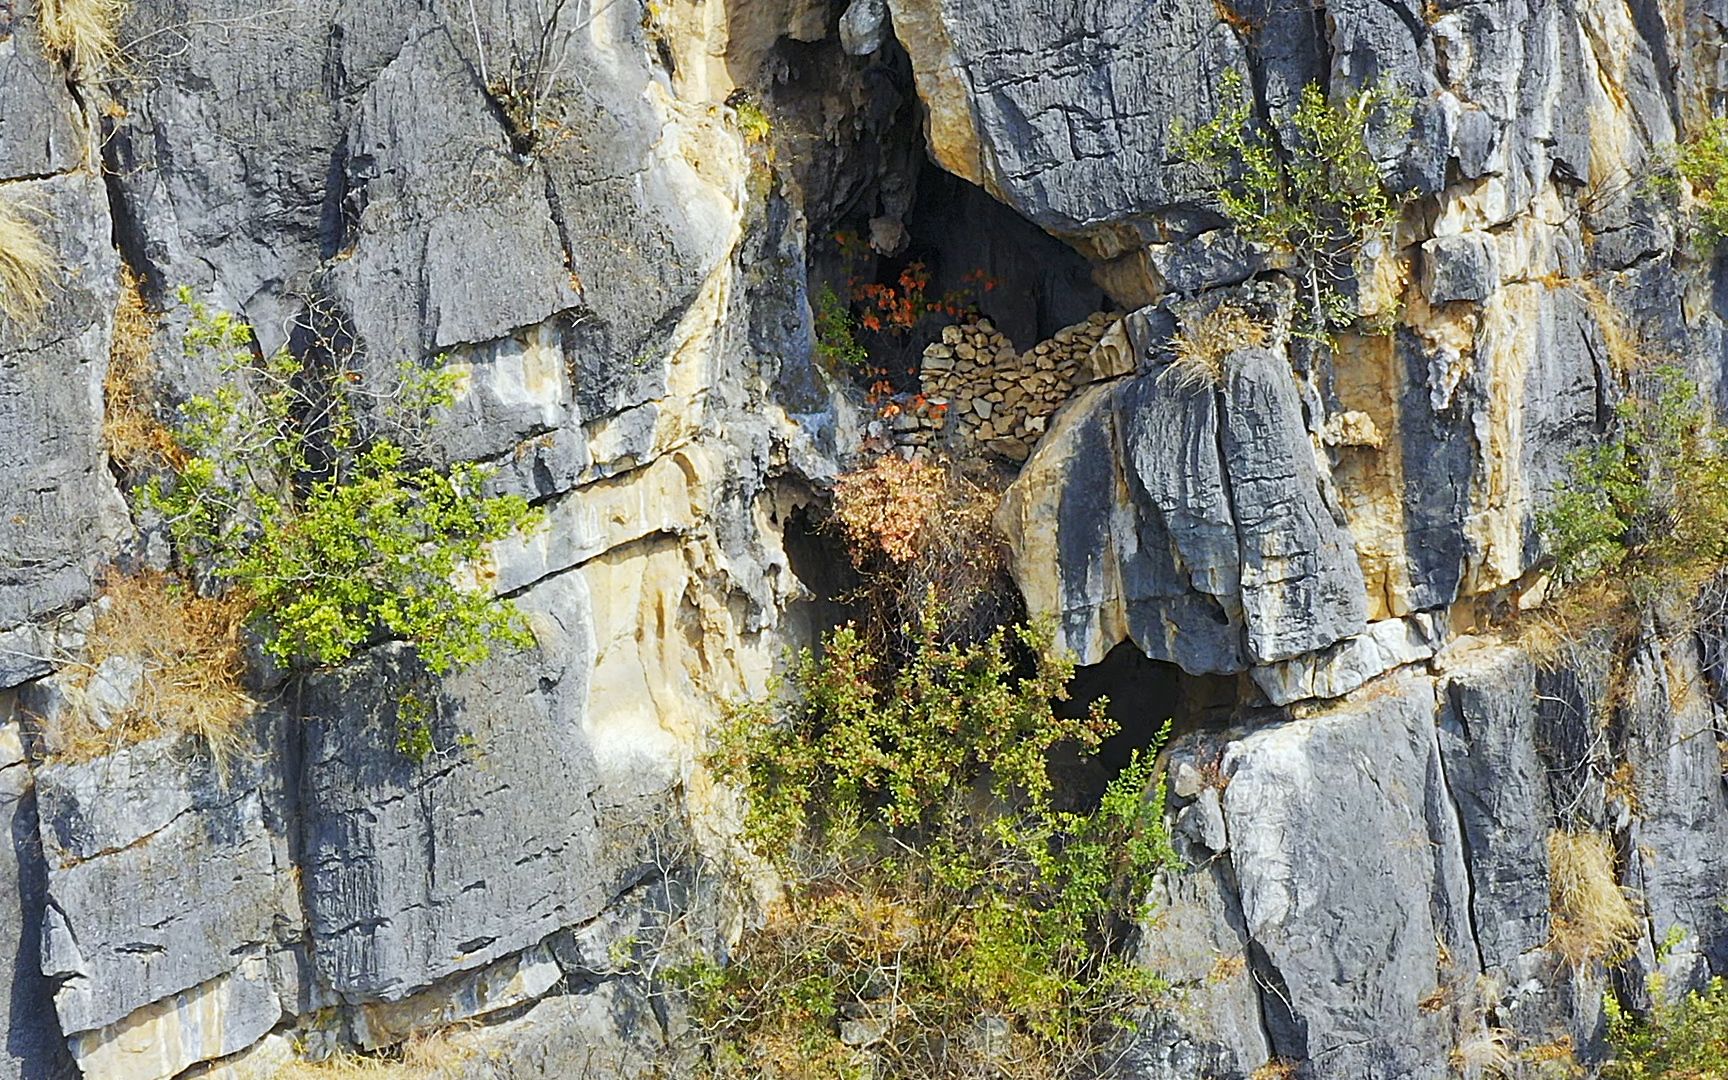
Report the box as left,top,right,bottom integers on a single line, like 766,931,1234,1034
38,0,127,77
1166,302,1268,391
1547,829,1642,967
0,193,54,327
43,573,254,762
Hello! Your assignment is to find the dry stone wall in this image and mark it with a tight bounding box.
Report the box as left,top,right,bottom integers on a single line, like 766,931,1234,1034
892,311,1126,461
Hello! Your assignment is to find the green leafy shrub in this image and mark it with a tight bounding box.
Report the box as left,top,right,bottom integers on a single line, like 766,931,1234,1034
1538,365,1728,602
1673,118,1728,253
813,283,869,372
1176,72,1411,339
693,598,1177,1078
1605,977,1728,1079
144,292,540,675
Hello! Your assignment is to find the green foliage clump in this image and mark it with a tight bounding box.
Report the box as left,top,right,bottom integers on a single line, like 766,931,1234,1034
692,598,1178,1079
1176,72,1412,338
1605,976,1728,1079
145,291,540,676
813,284,869,372
1674,118,1728,253
733,99,772,144
1538,365,1728,601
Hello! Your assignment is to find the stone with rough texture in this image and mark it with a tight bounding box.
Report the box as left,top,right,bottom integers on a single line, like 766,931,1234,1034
34,732,286,1039
0,9,82,180
299,573,655,1001
0,724,74,1080
1221,676,1470,1078
1001,344,1367,675
0,174,127,632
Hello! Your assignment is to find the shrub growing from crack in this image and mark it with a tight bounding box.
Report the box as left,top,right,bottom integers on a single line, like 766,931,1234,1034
1538,364,1728,603
688,598,1178,1079
142,291,540,677
1175,72,1411,342
1605,974,1728,1078
1672,117,1728,254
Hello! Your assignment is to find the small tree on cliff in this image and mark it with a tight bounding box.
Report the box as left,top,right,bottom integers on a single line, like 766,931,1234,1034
1176,72,1412,342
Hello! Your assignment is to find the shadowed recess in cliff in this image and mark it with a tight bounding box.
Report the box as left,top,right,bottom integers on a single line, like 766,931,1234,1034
1051,639,1239,809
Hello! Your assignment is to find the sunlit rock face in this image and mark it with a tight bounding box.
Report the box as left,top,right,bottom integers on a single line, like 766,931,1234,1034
4,0,1728,1075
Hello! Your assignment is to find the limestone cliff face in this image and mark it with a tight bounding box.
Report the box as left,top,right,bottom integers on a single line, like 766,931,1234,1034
1,0,1727,1077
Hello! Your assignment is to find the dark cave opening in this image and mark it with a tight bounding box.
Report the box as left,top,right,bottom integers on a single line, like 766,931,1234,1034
1052,639,1241,810
772,17,1109,395
778,498,863,639
899,158,1108,352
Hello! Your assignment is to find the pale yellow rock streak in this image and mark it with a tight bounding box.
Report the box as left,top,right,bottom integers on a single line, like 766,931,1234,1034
1329,331,1412,622
883,0,988,190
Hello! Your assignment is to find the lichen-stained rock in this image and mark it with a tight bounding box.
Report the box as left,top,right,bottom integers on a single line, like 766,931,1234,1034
0,174,127,632
1000,343,1367,675
0,7,82,180
64,959,281,1080
33,731,286,1045
0,723,75,1080
104,2,348,343
883,0,1244,236
444,980,674,1080
1619,627,1728,976
1251,611,1444,706
1220,675,1471,1078
1122,861,1271,1079
1216,348,1368,662
299,572,625,1002
324,20,578,372
1432,641,1554,972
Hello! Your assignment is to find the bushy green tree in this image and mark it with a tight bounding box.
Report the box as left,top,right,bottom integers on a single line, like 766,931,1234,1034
145,292,540,675
1538,365,1728,601
1176,72,1411,339
692,597,1178,1078
1674,117,1728,253
1605,977,1728,1079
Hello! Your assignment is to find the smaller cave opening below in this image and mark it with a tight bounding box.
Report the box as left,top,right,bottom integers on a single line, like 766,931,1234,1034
1050,639,1240,813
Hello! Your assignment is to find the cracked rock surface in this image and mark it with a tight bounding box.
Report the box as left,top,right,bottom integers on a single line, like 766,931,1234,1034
4,0,1728,1076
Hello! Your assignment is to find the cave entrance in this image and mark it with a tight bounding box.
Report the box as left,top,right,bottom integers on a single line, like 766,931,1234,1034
1051,639,1238,810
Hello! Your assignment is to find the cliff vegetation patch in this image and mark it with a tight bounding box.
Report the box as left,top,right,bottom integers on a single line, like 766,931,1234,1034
1673,117,1728,254
690,600,1176,1078
1175,73,1411,341
0,192,53,326
1545,830,1642,968
1538,364,1728,607
830,454,1014,655
40,571,254,762
141,293,540,679
1605,974,1728,1079
37,0,126,78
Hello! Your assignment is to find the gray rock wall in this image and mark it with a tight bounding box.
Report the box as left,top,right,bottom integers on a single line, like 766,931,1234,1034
2,0,1728,1075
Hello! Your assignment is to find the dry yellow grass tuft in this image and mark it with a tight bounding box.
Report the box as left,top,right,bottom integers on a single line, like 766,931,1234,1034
42,573,254,763
37,0,127,78
0,193,54,327
104,267,183,469
268,1030,473,1079
1166,302,1269,391
1547,829,1642,967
